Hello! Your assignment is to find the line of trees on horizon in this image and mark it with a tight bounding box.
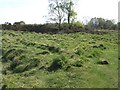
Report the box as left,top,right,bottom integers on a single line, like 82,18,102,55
1,17,118,33
1,0,118,33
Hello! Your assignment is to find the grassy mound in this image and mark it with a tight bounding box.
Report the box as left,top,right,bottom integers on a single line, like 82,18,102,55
1,30,118,88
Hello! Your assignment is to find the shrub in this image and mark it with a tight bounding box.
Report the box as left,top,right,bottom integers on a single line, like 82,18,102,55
73,21,84,28
61,23,69,30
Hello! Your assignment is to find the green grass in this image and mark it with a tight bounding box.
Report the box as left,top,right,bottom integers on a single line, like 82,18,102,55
1,30,118,88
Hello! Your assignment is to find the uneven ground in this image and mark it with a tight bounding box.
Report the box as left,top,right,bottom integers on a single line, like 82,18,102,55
1,30,118,88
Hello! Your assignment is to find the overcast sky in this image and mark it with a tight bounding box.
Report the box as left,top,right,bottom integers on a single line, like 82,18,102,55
0,0,119,24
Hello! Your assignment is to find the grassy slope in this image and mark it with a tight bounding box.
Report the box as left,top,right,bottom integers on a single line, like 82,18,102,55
1,30,118,88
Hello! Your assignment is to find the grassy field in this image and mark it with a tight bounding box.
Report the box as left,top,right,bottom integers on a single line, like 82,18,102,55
1,30,118,88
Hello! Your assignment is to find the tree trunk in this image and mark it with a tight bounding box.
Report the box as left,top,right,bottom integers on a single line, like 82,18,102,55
59,19,61,30
68,13,71,29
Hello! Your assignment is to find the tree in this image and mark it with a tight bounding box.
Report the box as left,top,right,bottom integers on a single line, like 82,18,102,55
86,17,99,30
48,0,66,30
87,17,117,30
13,21,25,25
98,18,106,29
48,0,78,30
104,20,116,30
118,22,120,30
2,22,12,30
63,0,78,28
111,24,117,30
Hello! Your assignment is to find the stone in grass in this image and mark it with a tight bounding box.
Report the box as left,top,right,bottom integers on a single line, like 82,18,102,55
97,60,109,65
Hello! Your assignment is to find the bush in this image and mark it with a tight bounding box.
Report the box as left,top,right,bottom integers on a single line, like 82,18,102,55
73,21,84,28
61,23,69,30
